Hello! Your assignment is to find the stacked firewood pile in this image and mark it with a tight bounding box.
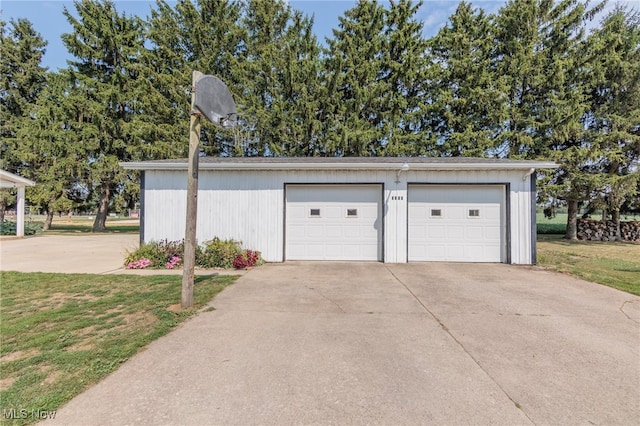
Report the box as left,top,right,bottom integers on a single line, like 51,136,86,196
577,219,640,241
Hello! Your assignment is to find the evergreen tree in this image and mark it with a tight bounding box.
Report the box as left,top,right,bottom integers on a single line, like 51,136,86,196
238,0,322,156
492,0,553,159
527,0,604,239
426,1,502,157
145,0,244,157
0,18,47,222
0,18,47,173
321,0,428,156
17,71,87,230
62,0,146,231
584,5,640,239
380,0,431,156
322,0,389,156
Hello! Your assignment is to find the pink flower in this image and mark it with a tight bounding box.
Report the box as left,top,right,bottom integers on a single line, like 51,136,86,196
166,256,181,269
128,258,152,269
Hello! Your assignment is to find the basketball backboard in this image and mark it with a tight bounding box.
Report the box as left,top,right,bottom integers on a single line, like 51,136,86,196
193,75,237,128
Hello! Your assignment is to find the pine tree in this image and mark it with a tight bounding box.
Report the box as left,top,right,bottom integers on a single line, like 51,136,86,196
426,1,502,157
584,5,640,239
321,0,389,156
527,0,604,239
492,0,553,159
0,18,47,172
62,0,146,231
238,0,322,156
17,71,88,230
380,0,431,156
0,18,47,222
145,0,244,157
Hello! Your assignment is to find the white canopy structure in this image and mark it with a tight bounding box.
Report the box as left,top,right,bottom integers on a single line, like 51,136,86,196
0,170,35,237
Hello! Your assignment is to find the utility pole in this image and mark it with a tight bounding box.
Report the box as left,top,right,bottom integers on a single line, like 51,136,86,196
182,70,203,308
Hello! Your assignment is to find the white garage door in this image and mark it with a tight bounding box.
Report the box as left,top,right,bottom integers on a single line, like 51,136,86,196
408,185,505,262
286,185,382,261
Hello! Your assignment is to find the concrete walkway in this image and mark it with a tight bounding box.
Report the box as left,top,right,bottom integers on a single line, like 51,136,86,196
40,262,639,425
0,234,237,276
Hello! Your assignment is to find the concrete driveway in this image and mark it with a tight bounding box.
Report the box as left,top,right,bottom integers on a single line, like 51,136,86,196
42,262,639,425
1,234,140,274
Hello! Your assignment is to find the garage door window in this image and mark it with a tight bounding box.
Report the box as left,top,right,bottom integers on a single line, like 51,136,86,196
468,209,480,218
430,209,442,218
346,208,358,217
309,208,321,217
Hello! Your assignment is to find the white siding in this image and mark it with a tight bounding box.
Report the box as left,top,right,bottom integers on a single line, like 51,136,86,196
142,168,536,264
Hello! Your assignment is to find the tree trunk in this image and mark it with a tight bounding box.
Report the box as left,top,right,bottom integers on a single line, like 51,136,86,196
0,198,5,224
43,210,54,231
92,182,111,232
612,209,621,241
564,199,578,240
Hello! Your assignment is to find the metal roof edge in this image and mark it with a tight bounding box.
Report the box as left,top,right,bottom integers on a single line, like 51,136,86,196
120,160,558,171
0,170,36,187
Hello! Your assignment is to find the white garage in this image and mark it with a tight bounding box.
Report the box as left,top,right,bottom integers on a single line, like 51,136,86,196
122,157,557,265
408,184,505,262
286,184,382,261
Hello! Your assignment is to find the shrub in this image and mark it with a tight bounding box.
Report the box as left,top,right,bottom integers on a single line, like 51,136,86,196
197,238,242,269
124,238,263,270
124,240,184,269
1,220,42,236
232,253,250,269
232,249,264,270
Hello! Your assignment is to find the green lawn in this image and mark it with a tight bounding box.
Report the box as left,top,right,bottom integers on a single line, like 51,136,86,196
536,212,567,234
0,272,237,426
537,236,640,295
46,223,139,234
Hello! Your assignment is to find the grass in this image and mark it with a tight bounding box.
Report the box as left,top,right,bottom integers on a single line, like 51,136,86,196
0,272,237,426
537,236,640,295
21,215,140,235
536,212,567,234
46,223,139,234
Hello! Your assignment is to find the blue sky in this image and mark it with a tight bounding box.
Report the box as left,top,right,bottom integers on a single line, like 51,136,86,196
1,0,637,71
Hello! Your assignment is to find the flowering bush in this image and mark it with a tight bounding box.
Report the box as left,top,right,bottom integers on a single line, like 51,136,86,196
165,256,182,269
232,249,264,270
232,254,250,269
127,258,152,269
124,238,263,270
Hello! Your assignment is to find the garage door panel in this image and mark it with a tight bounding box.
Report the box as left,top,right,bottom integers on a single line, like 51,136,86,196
466,226,483,239
426,225,445,239
409,185,504,262
286,185,382,261
325,225,342,238
446,226,464,239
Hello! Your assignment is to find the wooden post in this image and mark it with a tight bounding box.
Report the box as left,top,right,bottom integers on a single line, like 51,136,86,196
182,70,203,308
